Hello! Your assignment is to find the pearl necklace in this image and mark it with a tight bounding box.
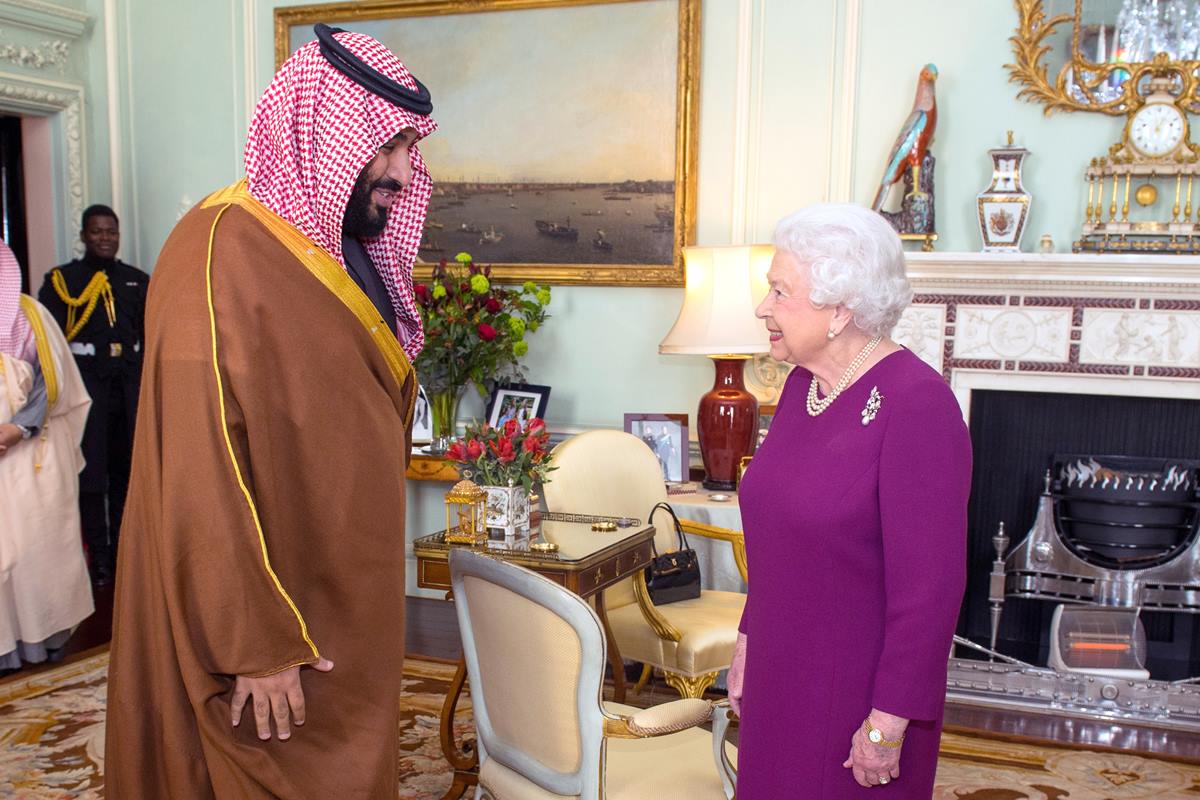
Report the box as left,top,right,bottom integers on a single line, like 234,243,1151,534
806,336,883,417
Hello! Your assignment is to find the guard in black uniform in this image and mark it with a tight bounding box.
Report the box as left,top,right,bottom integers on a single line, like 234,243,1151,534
38,205,148,586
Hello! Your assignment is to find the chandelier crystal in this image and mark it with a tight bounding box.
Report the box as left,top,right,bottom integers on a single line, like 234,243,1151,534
1117,0,1200,62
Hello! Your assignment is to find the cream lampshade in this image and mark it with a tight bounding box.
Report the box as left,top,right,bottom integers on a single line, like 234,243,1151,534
660,244,774,489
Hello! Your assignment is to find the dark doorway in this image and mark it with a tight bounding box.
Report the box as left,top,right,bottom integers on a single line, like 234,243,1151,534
0,115,28,291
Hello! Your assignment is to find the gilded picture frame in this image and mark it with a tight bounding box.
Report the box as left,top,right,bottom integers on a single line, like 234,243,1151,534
274,0,700,287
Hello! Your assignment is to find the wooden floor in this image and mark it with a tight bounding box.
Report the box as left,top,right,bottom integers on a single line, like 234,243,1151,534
17,588,1200,762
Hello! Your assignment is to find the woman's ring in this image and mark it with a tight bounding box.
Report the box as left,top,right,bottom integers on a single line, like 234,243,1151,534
879,776,890,785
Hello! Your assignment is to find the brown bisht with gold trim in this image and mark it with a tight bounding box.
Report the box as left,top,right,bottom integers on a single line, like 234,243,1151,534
105,182,417,798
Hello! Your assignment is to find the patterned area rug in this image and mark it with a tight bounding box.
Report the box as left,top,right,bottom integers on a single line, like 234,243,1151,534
935,732,1200,799
1,651,1198,799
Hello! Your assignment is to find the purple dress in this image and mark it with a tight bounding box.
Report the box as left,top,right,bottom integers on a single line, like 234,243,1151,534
737,348,971,798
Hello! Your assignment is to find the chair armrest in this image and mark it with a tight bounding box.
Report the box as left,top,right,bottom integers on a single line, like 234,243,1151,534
602,698,713,739
632,570,683,643
711,700,738,799
678,518,749,585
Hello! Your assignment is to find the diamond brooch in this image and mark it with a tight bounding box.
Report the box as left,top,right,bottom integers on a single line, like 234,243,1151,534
861,386,883,426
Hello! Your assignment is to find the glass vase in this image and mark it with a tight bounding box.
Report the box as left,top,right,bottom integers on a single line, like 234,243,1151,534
428,386,464,455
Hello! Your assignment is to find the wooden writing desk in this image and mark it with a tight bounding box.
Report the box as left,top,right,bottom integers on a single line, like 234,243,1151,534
413,514,655,800
406,452,459,482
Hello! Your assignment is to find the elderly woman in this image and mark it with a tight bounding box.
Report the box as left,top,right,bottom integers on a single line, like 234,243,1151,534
728,204,970,797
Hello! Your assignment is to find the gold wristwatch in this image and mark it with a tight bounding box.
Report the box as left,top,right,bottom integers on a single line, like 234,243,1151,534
863,718,904,748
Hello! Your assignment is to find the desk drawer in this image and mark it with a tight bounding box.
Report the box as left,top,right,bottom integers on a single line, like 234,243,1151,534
577,541,654,596
615,543,653,580
418,559,451,590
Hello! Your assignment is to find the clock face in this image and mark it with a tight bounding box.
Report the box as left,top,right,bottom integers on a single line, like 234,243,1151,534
1130,103,1186,157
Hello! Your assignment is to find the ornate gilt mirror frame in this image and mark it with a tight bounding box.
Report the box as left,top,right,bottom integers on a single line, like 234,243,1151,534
1008,0,1200,115
274,0,699,287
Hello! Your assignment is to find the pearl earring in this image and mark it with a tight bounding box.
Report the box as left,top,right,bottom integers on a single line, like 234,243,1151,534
827,329,837,340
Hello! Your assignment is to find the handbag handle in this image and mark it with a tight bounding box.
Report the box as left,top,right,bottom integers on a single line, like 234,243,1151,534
648,501,691,557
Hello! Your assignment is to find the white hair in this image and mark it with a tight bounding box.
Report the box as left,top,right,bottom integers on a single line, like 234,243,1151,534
772,203,912,337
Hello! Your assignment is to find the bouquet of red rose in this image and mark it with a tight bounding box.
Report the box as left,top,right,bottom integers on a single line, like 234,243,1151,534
412,252,551,398
445,417,555,491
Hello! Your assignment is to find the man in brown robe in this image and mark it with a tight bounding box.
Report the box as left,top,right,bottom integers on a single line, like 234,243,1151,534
105,26,437,798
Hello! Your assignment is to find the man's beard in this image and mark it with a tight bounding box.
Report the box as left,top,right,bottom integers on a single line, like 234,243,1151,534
343,171,402,240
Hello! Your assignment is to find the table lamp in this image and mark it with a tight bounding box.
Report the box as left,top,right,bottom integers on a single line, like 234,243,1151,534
659,244,773,489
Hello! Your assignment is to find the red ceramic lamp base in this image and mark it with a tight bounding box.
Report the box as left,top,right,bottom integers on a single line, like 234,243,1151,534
697,356,759,491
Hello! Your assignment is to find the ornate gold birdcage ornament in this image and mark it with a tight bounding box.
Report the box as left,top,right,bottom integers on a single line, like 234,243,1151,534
444,479,487,545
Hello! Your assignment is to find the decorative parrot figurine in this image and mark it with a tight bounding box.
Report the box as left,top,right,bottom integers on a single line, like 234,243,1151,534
871,63,939,212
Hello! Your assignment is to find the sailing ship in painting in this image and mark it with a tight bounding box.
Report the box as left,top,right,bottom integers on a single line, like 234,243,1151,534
479,226,504,245
535,218,579,240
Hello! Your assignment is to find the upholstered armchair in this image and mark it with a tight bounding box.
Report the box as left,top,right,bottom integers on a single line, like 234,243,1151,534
543,430,747,700
448,548,737,800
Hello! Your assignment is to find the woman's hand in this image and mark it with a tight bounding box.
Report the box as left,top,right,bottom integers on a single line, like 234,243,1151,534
727,632,747,716
231,657,334,740
842,709,907,787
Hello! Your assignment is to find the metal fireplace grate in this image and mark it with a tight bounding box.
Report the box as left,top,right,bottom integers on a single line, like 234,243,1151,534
1051,455,1200,571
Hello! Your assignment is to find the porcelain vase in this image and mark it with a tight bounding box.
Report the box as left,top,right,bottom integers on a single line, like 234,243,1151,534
977,134,1032,252
483,484,530,539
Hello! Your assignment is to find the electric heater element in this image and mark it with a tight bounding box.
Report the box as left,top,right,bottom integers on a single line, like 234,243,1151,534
1048,606,1149,680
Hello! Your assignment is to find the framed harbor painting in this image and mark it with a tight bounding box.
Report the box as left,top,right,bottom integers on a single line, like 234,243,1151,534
275,0,700,287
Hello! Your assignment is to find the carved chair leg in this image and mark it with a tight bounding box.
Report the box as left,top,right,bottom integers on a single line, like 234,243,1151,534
633,663,653,694
663,670,719,699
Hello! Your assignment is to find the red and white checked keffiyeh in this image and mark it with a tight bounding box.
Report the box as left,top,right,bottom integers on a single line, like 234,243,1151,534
244,30,437,358
0,240,33,363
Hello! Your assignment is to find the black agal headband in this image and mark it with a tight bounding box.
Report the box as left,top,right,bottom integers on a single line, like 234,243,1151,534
314,23,433,116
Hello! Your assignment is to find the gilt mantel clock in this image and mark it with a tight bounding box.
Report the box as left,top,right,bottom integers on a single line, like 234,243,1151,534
1077,79,1200,253
1007,0,1200,255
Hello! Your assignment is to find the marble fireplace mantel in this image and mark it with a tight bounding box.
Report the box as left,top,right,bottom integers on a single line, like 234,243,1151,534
745,252,1200,411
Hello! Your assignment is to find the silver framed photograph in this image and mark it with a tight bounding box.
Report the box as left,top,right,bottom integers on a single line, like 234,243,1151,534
624,412,688,483
412,383,432,445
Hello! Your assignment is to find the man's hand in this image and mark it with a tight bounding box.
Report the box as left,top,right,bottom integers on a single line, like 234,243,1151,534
0,423,22,451
727,632,747,716
231,657,334,740
842,709,907,787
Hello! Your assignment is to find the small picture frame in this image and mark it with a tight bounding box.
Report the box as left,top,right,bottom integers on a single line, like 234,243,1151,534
486,383,551,428
738,455,753,487
757,404,776,447
412,384,433,445
624,413,689,483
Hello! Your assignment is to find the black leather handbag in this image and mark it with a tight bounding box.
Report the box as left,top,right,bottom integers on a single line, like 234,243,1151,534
643,501,702,605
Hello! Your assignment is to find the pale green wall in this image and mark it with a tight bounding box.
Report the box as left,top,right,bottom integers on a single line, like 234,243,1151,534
852,2,1114,254
93,0,1137,594
106,0,250,271
80,0,114,216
